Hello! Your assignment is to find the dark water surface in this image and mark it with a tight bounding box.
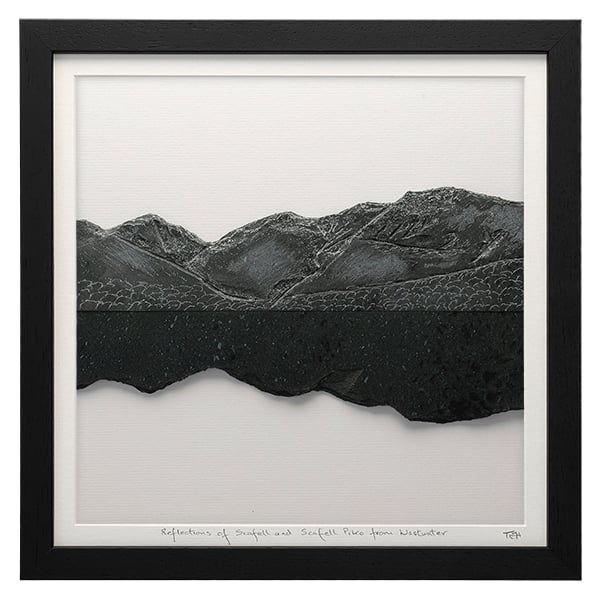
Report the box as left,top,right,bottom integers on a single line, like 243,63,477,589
78,311,523,423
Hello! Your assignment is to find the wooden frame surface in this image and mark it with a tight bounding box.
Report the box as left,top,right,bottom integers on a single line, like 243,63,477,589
20,20,581,579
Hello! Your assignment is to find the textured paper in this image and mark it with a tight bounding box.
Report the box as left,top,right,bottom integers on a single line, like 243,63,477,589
53,55,547,546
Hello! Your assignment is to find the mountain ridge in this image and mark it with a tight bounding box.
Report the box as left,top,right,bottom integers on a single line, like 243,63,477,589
77,187,524,311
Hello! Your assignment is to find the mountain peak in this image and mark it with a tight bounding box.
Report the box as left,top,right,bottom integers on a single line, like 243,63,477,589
117,213,170,227
400,186,516,207
106,213,208,269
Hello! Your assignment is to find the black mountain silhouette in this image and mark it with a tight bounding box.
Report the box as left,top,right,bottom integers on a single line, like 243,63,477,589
77,187,523,312
77,188,525,421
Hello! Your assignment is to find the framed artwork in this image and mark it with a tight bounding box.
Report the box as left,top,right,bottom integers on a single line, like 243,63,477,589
20,20,581,579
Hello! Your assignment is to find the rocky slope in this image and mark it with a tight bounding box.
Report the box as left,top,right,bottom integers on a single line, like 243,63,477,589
77,187,523,311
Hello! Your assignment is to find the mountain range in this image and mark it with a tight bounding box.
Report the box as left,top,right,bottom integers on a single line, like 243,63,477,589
77,187,524,312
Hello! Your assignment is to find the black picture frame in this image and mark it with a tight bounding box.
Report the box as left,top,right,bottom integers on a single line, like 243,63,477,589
20,20,581,580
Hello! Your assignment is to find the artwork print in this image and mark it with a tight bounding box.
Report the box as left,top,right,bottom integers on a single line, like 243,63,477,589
77,186,523,424
21,21,579,578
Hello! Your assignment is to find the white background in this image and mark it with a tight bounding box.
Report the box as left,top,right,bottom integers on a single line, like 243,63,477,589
68,59,530,531
3,0,598,597
77,71,524,238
